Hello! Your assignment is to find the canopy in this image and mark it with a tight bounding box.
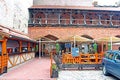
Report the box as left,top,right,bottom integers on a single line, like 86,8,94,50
96,36,120,50
96,36,120,42
58,35,92,47
58,35,92,42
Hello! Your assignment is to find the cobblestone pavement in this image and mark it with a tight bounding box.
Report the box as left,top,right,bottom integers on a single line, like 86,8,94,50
57,70,119,80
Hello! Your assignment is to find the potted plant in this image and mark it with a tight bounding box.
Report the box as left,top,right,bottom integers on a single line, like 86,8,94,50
51,63,58,78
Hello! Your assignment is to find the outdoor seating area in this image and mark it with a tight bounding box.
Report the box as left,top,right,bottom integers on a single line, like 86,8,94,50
62,53,103,64
42,35,120,72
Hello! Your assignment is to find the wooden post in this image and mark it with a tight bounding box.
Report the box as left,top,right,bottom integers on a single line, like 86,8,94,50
19,41,22,52
50,52,53,77
34,43,36,51
2,38,7,55
28,42,30,52
1,38,7,73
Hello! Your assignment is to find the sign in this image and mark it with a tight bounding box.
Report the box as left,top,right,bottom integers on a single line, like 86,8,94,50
65,43,71,48
72,48,79,57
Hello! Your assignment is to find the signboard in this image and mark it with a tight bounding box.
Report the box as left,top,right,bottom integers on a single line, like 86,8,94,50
65,43,71,48
72,48,79,57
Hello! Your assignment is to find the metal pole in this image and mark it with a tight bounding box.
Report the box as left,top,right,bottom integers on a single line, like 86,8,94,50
74,36,75,48
39,38,41,59
110,37,112,50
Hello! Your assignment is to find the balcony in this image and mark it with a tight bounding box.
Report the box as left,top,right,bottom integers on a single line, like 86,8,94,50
28,18,120,28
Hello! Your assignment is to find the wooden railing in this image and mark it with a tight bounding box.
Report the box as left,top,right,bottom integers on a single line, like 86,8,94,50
62,53,104,64
8,52,35,68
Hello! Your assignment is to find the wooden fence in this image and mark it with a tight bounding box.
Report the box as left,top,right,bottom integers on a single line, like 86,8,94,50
62,53,104,64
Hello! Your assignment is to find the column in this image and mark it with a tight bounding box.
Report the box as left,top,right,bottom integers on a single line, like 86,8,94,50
58,13,61,24
33,13,36,24
109,15,113,26
83,13,86,25
70,12,72,24
2,38,7,55
1,38,7,73
98,14,102,25
19,41,22,52
45,13,48,24
28,42,30,52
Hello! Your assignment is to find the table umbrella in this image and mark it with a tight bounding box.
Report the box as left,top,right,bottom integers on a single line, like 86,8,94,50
58,35,92,48
96,36,120,50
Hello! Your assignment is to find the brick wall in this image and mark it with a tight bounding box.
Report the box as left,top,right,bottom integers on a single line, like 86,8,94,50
28,27,120,40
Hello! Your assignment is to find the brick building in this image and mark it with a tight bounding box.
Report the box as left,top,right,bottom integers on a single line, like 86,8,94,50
28,5,120,40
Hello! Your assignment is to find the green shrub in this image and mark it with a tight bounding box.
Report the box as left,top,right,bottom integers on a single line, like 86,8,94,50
52,63,57,70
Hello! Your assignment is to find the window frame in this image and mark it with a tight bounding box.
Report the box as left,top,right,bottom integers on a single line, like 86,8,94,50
107,52,114,60
114,53,120,61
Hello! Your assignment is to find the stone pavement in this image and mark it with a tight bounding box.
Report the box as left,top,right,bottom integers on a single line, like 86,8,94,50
57,70,118,80
0,58,55,80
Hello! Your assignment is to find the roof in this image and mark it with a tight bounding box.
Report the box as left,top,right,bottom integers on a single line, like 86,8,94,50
30,5,120,11
0,25,36,43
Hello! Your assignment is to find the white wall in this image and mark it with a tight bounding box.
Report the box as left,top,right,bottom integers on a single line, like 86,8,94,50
33,0,93,6
13,0,33,33
93,0,120,6
0,0,14,28
0,0,33,34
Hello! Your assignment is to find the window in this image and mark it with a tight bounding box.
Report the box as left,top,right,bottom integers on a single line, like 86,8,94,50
22,47,28,52
7,40,19,54
115,54,120,61
104,52,110,58
108,53,114,60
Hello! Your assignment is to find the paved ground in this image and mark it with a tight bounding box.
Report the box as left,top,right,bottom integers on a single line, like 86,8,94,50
57,70,119,80
0,57,119,80
0,57,55,80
